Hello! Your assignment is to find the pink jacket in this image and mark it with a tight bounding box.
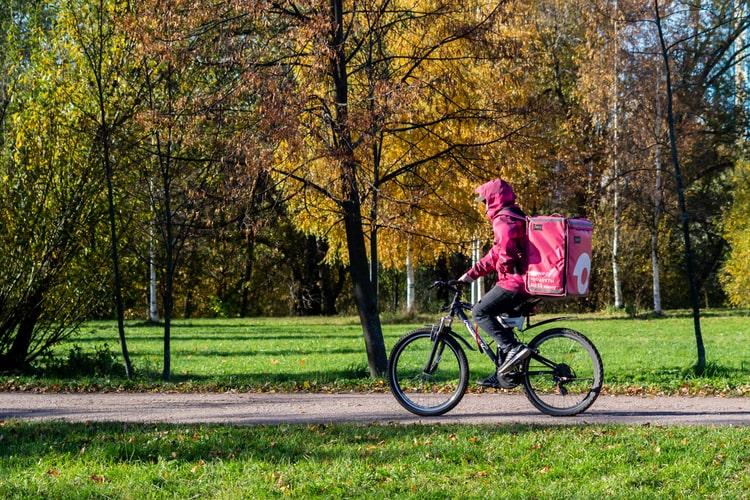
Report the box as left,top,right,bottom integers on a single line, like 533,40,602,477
463,179,527,293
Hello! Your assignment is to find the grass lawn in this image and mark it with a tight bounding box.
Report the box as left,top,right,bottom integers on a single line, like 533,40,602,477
1,420,749,499
1,310,749,498
3,309,749,395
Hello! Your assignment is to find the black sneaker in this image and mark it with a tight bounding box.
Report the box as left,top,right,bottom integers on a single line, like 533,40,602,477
477,373,519,389
477,374,501,388
497,344,530,375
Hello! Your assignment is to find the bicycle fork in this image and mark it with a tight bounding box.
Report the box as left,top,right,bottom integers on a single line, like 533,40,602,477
422,318,452,375
422,339,446,376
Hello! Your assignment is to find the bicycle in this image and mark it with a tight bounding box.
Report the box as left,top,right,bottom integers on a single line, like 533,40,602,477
387,281,603,417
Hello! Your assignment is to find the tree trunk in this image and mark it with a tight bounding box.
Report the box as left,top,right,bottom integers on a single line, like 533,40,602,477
330,0,387,376
406,249,415,312
370,190,379,302
102,124,134,378
90,0,133,378
152,120,174,382
161,148,174,382
342,194,388,376
654,0,705,370
149,220,159,322
612,189,624,308
651,195,663,315
3,291,43,371
162,199,174,382
611,2,624,309
471,237,484,304
652,73,664,316
240,230,255,317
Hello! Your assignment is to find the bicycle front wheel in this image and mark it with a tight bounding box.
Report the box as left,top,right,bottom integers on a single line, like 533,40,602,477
522,327,603,417
387,328,469,417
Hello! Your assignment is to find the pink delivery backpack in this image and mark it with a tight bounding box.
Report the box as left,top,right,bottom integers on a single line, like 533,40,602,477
524,216,592,297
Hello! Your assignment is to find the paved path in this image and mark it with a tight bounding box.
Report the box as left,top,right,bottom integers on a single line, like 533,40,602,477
2,392,750,426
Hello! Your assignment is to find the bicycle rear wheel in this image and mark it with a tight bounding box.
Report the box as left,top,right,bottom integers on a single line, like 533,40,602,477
387,328,469,417
522,328,603,416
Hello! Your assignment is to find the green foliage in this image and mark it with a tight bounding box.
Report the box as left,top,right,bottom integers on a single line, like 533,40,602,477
0,0,748,377
0,0,111,370
40,344,125,378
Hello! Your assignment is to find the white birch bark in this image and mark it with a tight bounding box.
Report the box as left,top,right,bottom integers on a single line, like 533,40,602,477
406,249,415,312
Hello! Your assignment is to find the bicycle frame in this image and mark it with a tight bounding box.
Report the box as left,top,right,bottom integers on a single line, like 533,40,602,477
434,283,576,367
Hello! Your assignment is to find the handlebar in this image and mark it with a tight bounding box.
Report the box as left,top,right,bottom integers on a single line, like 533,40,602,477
429,280,465,292
430,281,471,313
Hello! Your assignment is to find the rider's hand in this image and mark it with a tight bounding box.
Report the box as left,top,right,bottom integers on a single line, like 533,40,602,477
457,273,474,285
450,273,474,286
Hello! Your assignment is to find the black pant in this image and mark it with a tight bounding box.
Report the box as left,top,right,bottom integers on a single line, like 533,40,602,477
471,285,525,352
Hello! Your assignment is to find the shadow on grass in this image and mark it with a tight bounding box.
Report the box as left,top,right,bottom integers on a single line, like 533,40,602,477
537,308,750,322
607,362,750,389
693,361,750,378
0,419,545,464
3,363,375,391
78,331,369,345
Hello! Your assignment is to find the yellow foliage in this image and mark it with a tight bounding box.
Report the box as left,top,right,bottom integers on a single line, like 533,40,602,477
721,160,750,306
273,0,556,270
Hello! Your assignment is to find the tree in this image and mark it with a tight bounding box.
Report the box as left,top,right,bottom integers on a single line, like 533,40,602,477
127,0,285,379
612,0,749,364
326,0,387,375
270,0,555,374
653,0,705,368
0,2,110,371
63,0,137,377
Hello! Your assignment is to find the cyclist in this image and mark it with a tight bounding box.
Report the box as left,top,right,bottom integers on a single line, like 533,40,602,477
455,178,531,388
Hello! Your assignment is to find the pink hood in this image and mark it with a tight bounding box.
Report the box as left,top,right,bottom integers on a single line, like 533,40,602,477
475,179,517,220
